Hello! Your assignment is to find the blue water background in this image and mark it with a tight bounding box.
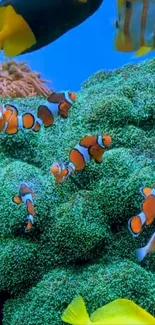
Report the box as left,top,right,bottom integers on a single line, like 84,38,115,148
17,1,155,91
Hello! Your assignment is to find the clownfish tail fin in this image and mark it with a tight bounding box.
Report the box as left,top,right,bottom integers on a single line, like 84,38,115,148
61,296,90,325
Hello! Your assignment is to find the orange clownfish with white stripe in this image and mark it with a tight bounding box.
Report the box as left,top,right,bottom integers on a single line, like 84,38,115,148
128,185,155,237
114,0,155,57
12,183,35,232
50,134,112,183
33,91,76,132
0,104,36,134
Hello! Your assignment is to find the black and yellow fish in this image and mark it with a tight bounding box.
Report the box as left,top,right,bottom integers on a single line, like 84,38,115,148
0,0,103,57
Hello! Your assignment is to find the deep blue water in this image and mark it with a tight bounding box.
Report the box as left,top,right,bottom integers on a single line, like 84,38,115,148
17,1,155,92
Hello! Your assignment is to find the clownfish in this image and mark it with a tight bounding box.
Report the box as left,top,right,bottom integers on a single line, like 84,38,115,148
12,183,35,232
0,104,36,134
50,134,112,183
114,0,155,57
33,91,76,132
128,186,155,237
136,231,155,261
0,0,103,57
61,295,155,325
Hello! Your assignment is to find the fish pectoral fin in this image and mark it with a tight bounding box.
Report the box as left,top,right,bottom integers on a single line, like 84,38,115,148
61,296,90,325
90,298,154,323
135,46,152,57
12,195,22,204
0,5,36,56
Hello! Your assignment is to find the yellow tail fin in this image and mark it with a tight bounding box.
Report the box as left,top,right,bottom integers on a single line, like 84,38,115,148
0,5,36,56
61,296,90,325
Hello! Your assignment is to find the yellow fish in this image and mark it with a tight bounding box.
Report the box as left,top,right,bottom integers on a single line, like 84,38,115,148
61,296,155,325
114,0,154,57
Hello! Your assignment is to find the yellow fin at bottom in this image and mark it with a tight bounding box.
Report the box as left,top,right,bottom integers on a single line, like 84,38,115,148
0,5,36,56
135,46,152,57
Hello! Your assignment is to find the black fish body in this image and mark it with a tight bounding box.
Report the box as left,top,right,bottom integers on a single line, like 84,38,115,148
0,0,103,55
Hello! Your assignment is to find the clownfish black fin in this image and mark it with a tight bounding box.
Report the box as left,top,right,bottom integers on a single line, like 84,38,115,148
0,5,36,56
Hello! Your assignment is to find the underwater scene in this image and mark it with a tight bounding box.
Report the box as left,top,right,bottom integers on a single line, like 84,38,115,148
0,0,155,324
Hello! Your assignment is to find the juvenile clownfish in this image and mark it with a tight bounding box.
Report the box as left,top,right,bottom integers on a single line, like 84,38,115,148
136,231,155,261
0,104,36,134
114,0,155,57
12,183,35,232
33,91,76,132
128,186,155,237
50,134,112,183
61,295,155,325
50,159,69,184
0,0,103,57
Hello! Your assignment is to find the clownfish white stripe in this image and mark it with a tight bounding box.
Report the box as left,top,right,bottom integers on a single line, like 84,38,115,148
3,122,9,133
35,117,43,126
151,188,155,196
138,211,146,225
74,144,91,164
18,115,23,129
44,101,59,118
21,193,33,204
97,135,105,148
68,161,76,172
26,214,34,224
64,91,73,104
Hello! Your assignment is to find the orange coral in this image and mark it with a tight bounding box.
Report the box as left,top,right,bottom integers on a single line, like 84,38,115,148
0,60,52,98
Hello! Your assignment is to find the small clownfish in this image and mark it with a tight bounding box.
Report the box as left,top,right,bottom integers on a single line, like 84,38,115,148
0,104,36,134
33,91,76,132
50,134,112,183
50,159,70,184
61,296,155,325
128,186,155,237
114,0,155,57
12,183,35,232
136,231,155,261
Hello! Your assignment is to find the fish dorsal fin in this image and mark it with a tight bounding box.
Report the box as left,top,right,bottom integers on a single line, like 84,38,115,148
61,296,90,325
135,46,152,57
90,298,155,323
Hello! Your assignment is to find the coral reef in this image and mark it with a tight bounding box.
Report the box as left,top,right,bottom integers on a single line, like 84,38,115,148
0,58,155,324
0,60,51,98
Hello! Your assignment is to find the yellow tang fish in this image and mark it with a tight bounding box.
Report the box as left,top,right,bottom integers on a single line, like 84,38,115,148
114,0,155,57
61,295,155,325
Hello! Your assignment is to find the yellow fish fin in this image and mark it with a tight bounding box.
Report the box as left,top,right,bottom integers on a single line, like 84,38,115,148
115,31,133,52
61,296,90,325
117,0,125,8
0,5,36,57
90,299,155,324
140,186,152,198
135,46,152,57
